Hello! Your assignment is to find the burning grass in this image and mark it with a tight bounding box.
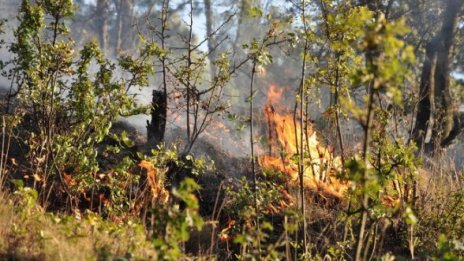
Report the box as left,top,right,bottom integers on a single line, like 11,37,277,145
259,85,348,200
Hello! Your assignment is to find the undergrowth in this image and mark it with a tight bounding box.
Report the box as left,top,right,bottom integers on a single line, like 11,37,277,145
0,1,463,260
0,190,155,260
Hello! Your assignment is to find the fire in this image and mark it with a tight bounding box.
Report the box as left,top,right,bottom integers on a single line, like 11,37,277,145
260,85,347,199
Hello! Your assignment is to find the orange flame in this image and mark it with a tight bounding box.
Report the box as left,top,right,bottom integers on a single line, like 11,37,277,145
260,85,347,199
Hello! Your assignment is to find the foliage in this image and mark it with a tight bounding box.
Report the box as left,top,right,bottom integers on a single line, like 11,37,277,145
151,177,204,260
3,0,159,207
435,235,464,261
339,11,418,260
222,172,295,260
0,0,464,260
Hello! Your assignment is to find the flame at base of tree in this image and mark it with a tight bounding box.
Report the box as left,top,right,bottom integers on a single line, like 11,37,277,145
259,85,348,199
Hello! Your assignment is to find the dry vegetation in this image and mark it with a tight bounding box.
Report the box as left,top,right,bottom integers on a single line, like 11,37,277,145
0,192,156,260
1,0,464,260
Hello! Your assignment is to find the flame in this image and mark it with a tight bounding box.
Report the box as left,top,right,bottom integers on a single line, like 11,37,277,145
260,85,347,199
139,160,169,204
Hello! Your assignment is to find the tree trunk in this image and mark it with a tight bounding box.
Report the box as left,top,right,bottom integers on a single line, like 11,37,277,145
412,41,437,149
96,0,109,51
413,0,463,151
115,0,135,53
431,0,463,148
204,0,217,79
233,0,259,54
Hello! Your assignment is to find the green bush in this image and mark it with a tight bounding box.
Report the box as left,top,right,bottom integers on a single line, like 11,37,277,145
3,0,160,208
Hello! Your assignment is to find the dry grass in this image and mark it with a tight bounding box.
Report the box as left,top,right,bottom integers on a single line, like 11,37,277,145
0,193,157,260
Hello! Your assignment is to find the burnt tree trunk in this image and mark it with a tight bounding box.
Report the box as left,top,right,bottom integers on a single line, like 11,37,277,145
413,0,463,151
147,90,167,147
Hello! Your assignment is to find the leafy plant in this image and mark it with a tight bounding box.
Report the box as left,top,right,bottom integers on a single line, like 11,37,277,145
3,0,160,209
222,172,295,260
151,177,204,260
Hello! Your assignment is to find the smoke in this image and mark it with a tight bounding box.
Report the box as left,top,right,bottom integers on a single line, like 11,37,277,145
0,0,369,164
0,1,19,92
7,0,461,172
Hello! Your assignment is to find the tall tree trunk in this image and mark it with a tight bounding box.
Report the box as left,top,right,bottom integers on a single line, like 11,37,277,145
96,0,109,51
204,0,217,79
234,0,259,54
233,0,246,55
115,0,123,54
413,0,463,151
431,0,463,148
115,0,135,53
413,41,437,149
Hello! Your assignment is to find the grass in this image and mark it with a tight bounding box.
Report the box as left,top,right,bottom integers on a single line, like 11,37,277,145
0,192,157,261
0,151,462,260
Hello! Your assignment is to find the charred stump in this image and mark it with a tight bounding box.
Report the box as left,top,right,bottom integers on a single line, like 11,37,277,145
147,90,167,147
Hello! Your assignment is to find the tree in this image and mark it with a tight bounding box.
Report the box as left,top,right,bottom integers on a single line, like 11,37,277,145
413,0,464,152
95,0,109,50
203,0,217,79
115,0,135,53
